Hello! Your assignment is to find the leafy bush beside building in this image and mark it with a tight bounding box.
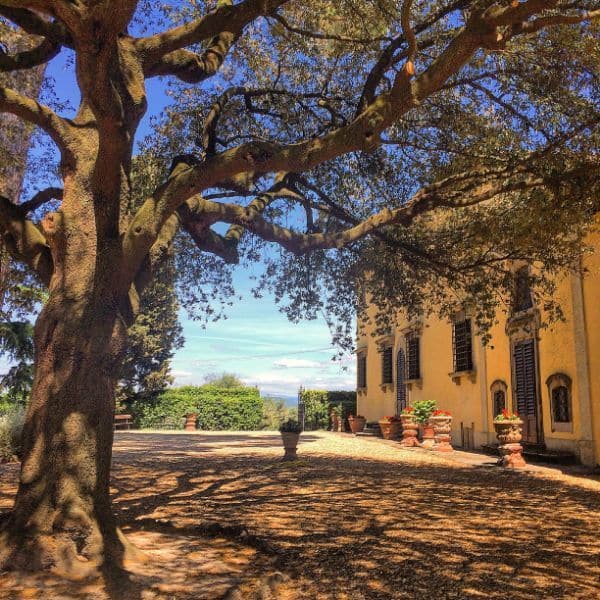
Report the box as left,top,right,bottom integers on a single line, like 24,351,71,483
300,389,357,430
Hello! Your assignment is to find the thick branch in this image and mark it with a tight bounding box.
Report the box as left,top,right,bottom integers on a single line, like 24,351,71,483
138,0,289,73
190,164,598,254
0,195,52,285
0,37,61,72
0,86,71,150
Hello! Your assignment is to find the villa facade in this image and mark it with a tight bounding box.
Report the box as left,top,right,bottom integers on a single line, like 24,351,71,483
356,231,600,467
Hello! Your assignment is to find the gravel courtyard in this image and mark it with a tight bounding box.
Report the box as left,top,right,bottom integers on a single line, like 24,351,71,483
1,431,600,599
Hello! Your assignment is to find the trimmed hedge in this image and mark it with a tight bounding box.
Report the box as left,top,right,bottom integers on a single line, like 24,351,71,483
300,389,357,430
130,385,263,430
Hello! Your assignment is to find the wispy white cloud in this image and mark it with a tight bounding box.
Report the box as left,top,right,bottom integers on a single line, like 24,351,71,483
273,358,323,369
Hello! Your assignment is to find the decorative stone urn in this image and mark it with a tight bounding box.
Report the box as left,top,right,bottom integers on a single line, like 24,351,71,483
184,413,197,431
420,420,436,449
400,415,420,447
281,432,300,460
379,418,402,440
493,419,526,468
430,415,453,452
348,415,366,434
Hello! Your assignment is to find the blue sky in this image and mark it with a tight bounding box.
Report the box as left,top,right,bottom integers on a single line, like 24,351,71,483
3,38,356,398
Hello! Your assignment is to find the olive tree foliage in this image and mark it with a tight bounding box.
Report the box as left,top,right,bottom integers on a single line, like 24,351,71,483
0,0,598,576
135,0,600,349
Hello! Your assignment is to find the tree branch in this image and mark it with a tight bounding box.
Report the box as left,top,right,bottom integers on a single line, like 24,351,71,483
19,187,63,213
0,86,71,150
0,37,61,72
137,0,289,74
0,194,52,285
122,2,599,289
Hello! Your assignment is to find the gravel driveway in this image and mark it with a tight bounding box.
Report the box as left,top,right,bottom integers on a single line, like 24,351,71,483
1,430,599,599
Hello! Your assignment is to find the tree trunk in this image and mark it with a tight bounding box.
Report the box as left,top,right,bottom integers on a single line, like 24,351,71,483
0,156,140,576
0,292,137,577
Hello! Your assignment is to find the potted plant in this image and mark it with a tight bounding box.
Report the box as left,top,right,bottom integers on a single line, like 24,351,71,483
348,414,366,434
413,400,437,449
378,415,402,440
279,419,302,460
399,406,419,447
430,409,453,452
493,409,526,467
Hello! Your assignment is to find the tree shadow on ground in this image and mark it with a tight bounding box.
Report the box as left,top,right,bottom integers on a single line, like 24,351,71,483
1,432,599,599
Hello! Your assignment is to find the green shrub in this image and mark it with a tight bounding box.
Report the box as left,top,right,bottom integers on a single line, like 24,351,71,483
130,385,263,430
0,407,25,462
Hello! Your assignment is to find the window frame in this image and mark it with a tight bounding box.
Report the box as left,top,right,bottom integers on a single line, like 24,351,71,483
452,316,474,373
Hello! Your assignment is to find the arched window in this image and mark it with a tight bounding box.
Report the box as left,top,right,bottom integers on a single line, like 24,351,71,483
546,373,573,433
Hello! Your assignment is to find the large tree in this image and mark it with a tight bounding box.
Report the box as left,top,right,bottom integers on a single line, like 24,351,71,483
0,0,598,578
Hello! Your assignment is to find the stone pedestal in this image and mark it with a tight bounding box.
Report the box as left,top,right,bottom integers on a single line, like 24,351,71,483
400,416,419,447
499,443,527,468
431,415,453,452
281,432,300,460
494,419,527,468
420,421,436,449
184,413,197,431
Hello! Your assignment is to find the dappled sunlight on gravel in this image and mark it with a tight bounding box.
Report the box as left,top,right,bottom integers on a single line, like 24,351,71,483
1,430,600,598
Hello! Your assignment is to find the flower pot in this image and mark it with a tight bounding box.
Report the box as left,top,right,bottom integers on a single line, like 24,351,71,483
493,419,526,468
399,415,419,447
330,415,341,432
430,415,453,452
348,416,366,434
184,413,197,431
281,432,300,460
420,420,436,449
378,419,402,440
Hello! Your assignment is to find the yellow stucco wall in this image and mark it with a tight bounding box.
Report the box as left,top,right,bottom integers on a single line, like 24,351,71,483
357,236,600,467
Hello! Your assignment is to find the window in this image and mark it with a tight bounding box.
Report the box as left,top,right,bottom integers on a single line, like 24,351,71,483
406,335,421,380
357,354,367,389
381,346,393,385
552,387,570,422
514,266,533,312
452,317,473,372
546,373,572,432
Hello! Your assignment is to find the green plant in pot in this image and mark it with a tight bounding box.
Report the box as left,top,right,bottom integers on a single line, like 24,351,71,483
279,419,302,460
330,405,342,432
413,400,437,448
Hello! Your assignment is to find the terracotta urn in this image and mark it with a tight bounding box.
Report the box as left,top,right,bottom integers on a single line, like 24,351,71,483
430,415,453,452
184,413,197,431
348,415,366,434
400,415,420,447
379,419,402,440
281,432,300,460
420,420,436,449
493,419,526,468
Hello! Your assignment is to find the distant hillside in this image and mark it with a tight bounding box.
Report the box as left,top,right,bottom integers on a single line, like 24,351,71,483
261,393,297,408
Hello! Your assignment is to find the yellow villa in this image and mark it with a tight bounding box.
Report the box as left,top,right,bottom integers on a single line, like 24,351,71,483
356,231,600,467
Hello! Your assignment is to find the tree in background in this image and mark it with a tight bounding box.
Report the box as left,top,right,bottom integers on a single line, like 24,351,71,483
0,0,598,577
0,22,47,403
203,372,245,388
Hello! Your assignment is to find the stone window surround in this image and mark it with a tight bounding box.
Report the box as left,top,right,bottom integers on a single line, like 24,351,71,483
546,372,574,433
